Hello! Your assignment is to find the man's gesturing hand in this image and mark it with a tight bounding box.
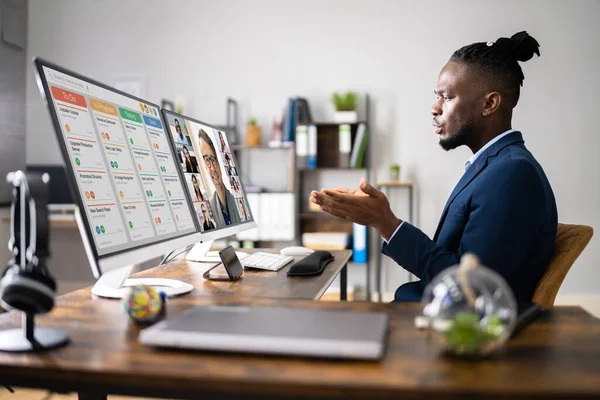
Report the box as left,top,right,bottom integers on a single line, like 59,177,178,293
310,178,402,240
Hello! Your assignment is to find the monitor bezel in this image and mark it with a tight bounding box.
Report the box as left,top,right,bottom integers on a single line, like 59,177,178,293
33,57,204,277
161,109,257,242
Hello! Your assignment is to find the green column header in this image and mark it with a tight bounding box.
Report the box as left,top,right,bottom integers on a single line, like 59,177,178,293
119,108,142,124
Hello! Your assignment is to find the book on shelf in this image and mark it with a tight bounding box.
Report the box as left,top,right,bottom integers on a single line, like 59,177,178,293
295,97,313,124
349,122,368,168
339,124,351,167
282,98,296,142
282,97,313,143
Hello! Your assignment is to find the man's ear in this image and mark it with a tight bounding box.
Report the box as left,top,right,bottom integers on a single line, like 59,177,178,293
482,92,501,116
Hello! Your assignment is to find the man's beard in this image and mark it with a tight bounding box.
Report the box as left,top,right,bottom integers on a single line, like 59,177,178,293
439,125,473,151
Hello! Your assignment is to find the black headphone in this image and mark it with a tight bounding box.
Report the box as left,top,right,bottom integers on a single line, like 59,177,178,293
0,171,54,314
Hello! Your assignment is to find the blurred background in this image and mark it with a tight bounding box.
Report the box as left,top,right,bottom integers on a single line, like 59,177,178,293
0,0,598,309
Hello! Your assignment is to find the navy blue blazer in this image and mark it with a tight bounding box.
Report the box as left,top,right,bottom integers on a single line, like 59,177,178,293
383,132,557,305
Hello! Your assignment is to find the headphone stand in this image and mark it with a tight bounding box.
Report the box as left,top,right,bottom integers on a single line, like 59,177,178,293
0,312,69,352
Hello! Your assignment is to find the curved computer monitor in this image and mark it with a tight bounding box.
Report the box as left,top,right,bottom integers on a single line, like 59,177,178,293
33,58,204,297
161,110,256,261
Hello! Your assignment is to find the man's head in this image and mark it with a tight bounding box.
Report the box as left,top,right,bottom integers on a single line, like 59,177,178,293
432,31,540,151
199,129,222,188
175,119,182,135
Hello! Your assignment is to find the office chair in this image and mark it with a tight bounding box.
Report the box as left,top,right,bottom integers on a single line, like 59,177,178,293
532,223,594,308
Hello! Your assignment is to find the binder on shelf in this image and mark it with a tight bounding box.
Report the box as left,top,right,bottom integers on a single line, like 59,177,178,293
295,97,313,125
258,193,274,240
307,124,317,169
295,125,308,169
236,193,260,241
288,99,297,142
352,223,367,263
281,97,312,145
349,123,368,168
277,193,295,240
339,124,351,167
281,98,296,143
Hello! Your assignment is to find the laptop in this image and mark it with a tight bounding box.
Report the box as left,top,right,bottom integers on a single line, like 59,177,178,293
140,304,388,360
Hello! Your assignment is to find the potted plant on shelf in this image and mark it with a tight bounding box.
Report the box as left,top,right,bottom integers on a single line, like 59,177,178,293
390,163,400,181
245,116,261,147
331,91,358,123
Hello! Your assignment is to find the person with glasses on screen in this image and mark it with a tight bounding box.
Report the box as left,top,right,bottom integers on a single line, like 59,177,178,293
199,128,241,228
200,203,216,231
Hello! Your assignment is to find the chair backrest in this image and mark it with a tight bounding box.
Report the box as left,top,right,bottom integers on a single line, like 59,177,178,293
532,223,594,308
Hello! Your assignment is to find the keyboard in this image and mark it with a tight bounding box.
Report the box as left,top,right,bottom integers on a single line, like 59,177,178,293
240,252,294,271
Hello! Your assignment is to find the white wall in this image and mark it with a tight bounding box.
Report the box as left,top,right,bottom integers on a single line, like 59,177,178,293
27,0,600,295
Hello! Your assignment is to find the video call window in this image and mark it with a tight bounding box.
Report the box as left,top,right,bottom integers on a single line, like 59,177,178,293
173,118,192,147
165,113,251,232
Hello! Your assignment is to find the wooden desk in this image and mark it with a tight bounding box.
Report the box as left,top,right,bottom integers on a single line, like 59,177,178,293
0,295,599,400
131,249,351,301
0,249,352,317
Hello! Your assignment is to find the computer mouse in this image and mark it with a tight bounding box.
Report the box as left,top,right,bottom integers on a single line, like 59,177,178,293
280,246,315,256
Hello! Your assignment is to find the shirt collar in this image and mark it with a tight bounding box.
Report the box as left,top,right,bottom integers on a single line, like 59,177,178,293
464,129,517,171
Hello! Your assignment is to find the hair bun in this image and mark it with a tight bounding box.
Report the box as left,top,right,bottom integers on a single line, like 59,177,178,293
510,31,540,62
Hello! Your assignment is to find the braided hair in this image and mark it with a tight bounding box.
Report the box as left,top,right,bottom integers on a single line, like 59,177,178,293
450,31,540,107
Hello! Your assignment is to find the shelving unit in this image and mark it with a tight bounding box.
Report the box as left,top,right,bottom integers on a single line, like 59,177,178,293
231,95,373,299
374,180,415,302
295,95,372,299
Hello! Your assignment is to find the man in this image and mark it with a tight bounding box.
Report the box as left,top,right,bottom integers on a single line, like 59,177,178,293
200,203,216,231
174,119,190,146
199,128,241,228
311,31,557,307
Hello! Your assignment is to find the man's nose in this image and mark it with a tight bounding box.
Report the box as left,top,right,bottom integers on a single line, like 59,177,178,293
431,99,442,117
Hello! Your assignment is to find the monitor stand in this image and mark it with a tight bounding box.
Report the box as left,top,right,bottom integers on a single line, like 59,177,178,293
91,265,193,299
186,240,221,262
185,241,249,263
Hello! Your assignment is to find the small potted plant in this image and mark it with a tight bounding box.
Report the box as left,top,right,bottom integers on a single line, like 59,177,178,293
245,116,261,147
331,91,358,123
390,163,400,181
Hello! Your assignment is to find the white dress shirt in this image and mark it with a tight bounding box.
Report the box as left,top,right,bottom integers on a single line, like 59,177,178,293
383,129,518,244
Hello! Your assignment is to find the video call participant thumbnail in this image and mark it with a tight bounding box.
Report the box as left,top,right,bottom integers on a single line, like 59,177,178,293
182,145,198,173
190,174,205,202
237,198,249,221
200,202,216,231
198,128,241,228
218,131,230,153
174,119,190,146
